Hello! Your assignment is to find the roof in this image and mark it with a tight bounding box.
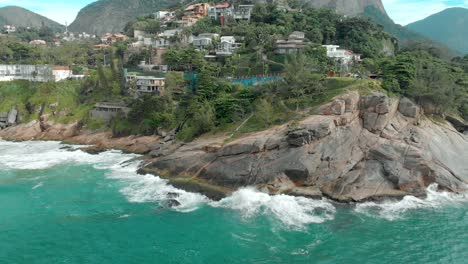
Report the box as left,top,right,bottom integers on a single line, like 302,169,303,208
214,2,230,8
94,44,111,48
52,66,70,71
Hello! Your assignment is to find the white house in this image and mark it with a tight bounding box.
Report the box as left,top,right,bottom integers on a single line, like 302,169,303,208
216,36,241,56
52,66,72,82
154,11,175,20
3,25,16,34
0,65,54,82
323,45,361,64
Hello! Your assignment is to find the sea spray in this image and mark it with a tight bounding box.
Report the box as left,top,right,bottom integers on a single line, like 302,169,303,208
2,140,467,263
211,188,336,228
1,140,467,224
354,184,468,220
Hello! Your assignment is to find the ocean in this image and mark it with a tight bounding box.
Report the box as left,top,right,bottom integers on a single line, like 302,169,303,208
0,140,467,264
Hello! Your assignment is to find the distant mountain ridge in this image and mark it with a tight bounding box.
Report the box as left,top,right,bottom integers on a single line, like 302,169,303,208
69,0,174,35
406,8,468,54
298,0,387,16
69,0,388,34
0,6,63,30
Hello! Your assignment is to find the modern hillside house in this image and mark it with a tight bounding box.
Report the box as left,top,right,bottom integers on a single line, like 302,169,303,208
323,45,362,72
52,66,73,81
233,5,254,21
0,65,74,82
126,74,166,98
208,2,233,25
0,65,53,82
275,31,309,54
90,103,130,122
181,3,210,27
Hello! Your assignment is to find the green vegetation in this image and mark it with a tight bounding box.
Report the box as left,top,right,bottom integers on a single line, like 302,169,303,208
406,7,468,55
381,51,468,117
0,81,84,122
0,1,466,143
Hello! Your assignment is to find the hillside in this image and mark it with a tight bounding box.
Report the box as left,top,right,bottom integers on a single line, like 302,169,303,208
299,0,387,16
70,0,388,35
0,6,63,30
69,0,174,35
406,8,468,54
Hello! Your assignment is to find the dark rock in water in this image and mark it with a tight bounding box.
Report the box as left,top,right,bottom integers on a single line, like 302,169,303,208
80,145,106,155
59,146,76,152
161,199,181,208
166,192,180,199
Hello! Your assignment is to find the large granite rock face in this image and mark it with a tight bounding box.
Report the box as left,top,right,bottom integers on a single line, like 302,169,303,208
146,91,468,202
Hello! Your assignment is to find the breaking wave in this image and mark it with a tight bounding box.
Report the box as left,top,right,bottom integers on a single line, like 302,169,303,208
354,184,468,220
1,140,467,226
211,188,336,228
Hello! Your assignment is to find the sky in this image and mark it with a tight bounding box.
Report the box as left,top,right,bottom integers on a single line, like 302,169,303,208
0,0,467,26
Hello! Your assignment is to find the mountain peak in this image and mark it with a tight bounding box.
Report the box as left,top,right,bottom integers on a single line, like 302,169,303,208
406,7,468,54
0,5,63,29
300,0,387,16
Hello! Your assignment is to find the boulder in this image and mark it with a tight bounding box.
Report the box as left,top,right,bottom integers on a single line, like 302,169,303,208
399,98,419,118
7,108,18,125
287,118,335,147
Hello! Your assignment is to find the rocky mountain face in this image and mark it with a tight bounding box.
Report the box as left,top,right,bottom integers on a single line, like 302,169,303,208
0,6,63,30
70,0,387,34
406,8,468,54
69,0,173,35
300,0,387,16
143,91,468,202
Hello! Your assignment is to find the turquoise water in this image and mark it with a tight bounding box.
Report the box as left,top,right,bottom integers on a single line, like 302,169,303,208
0,140,467,264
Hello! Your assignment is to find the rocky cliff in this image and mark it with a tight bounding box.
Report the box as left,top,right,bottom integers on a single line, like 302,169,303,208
301,0,387,16
0,6,63,30
143,91,468,202
70,0,387,34
69,0,173,35
0,115,160,154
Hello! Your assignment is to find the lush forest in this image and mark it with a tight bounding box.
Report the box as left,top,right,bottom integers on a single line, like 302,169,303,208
0,2,467,142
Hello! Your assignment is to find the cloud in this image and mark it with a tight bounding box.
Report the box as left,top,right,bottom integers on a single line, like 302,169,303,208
382,0,468,25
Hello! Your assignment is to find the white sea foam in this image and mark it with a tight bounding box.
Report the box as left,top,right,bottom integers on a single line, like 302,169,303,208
211,188,336,228
3,140,466,226
0,140,102,170
32,182,44,190
354,184,468,220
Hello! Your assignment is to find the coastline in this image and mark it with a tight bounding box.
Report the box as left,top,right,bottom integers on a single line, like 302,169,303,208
2,91,467,203
0,119,161,154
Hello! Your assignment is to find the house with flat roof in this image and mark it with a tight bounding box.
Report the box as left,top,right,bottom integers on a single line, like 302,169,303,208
126,73,166,98
0,65,54,82
215,36,241,57
275,31,309,54
90,103,130,122
323,45,361,63
233,5,254,21
52,66,72,82
180,3,210,27
208,2,233,25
